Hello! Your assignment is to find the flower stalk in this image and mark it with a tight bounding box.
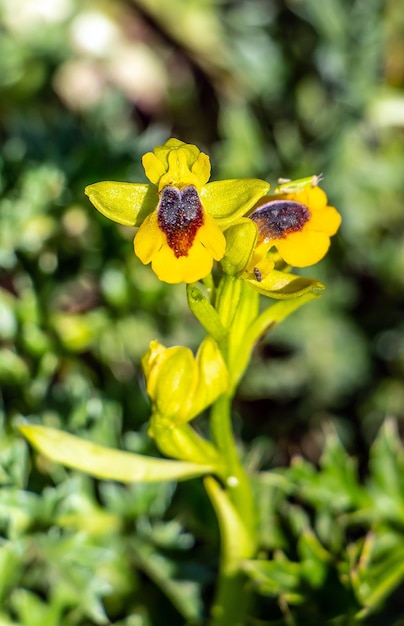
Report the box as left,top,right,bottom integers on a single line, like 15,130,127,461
21,139,341,625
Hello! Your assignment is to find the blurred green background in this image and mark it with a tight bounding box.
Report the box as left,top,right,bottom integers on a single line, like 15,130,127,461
1,0,404,624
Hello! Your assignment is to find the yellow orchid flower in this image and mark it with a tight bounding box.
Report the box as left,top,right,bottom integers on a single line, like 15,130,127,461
248,175,341,269
85,138,270,284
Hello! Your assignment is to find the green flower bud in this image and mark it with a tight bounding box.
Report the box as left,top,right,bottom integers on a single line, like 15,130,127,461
142,336,229,425
221,218,258,276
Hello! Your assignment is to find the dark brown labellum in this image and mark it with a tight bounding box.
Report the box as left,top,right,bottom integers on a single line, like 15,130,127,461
250,200,310,240
158,185,204,257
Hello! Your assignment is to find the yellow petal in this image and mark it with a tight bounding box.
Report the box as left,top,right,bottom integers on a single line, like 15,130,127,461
274,231,331,267
134,212,165,263
248,241,268,268
178,242,215,283
197,213,226,260
142,152,166,185
247,255,275,280
276,184,328,211
306,186,328,210
150,245,185,283
146,345,197,418
191,152,211,187
190,336,229,420
144,140,209,192
158,148,204,191
151,240,214,284
154,139,199,168
309,205,342,235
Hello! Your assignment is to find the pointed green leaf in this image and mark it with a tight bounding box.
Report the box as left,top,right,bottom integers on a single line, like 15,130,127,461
85,181,158,226
245,292,320,348
243,555,301,599
298,529,330,587
20,425,215,482
353,531,404,616
318,428,367,510
204,477,256,573
367,418,404,523
132,538,203,621
285,428,366,512
244,269,324,299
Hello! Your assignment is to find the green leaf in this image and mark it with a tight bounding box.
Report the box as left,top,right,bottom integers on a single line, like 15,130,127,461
20,425,215,483
0,348,30,385
204,476,257,626
243,555,302,601
11,589,63,626
131,538,203,621
285,427,366,513
204,477,256,572
366,418,404,524
298,529,330,587
85,181,158,227
244,269,324,299
244,292,320,351
352,530,404,617
186,284,226,342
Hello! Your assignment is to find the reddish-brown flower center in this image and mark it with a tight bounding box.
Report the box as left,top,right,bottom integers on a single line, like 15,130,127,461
250,200,310,240
158,185,204,258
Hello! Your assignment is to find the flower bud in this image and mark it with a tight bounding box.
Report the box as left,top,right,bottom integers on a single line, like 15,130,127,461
221,218,258,276
142,336,228,425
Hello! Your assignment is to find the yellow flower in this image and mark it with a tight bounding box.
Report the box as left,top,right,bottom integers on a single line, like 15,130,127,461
248,175,341,268
85,139,270,284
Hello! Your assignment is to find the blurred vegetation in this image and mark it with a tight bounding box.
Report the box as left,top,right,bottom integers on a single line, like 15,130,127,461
1,0,404,624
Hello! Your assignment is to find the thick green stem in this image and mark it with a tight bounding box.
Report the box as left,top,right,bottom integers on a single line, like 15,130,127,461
205,275,261,625
208,393,257,626
209,394,238,471
210,394,255,531
209,573,253,626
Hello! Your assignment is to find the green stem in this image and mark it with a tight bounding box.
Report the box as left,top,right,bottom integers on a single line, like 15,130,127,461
209,572,253,626
208,393,257,626
210,394,238,472
210,394,255,529
205,275,265,624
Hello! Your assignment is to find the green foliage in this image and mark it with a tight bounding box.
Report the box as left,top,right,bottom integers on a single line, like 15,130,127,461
1,0,404,624
247,420,404,624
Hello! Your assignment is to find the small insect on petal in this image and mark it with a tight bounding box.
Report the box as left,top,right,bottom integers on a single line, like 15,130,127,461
158,185,204,258
253,267,262,282
249,200,311,241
